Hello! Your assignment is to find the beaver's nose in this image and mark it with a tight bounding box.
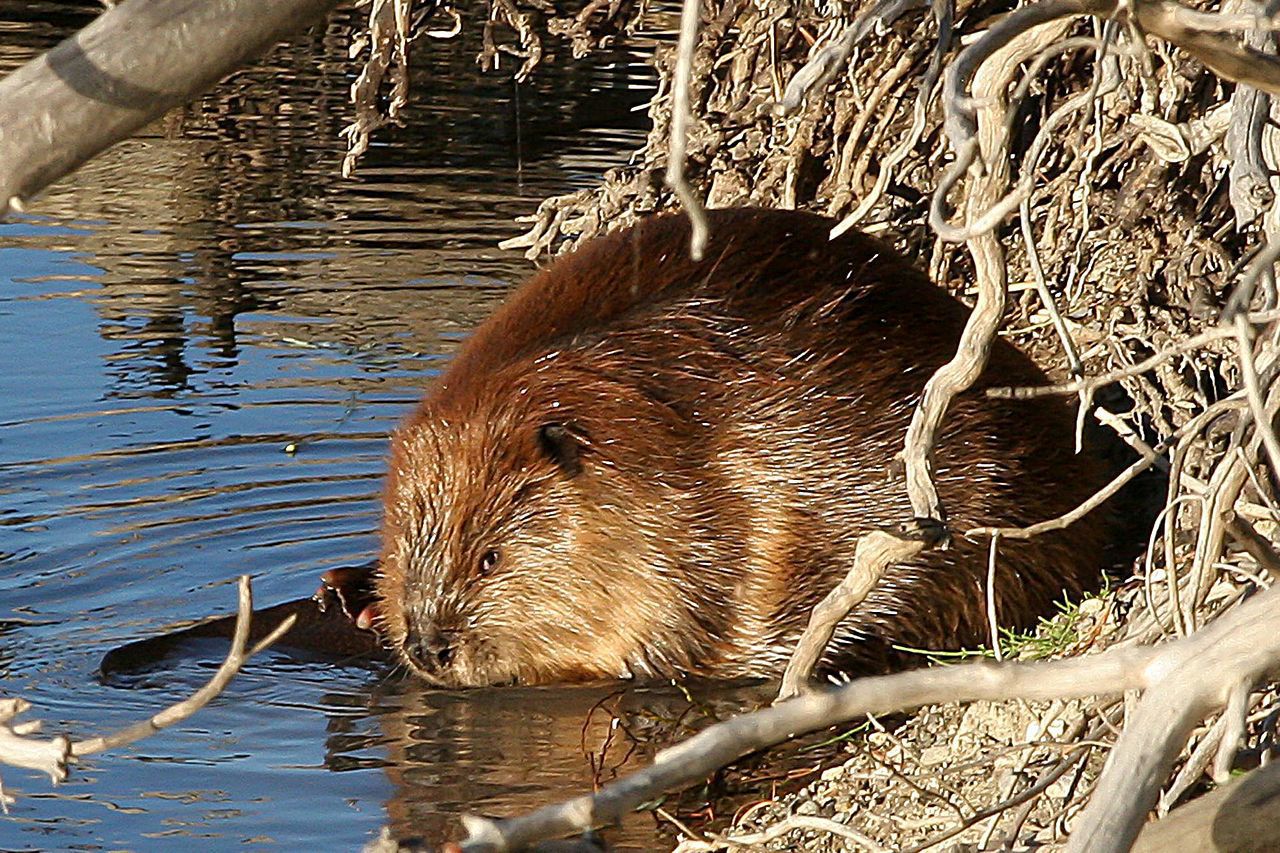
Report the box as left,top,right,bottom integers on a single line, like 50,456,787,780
403,627,457,674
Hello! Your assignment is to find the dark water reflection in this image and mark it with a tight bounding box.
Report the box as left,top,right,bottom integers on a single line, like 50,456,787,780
0,3,816,850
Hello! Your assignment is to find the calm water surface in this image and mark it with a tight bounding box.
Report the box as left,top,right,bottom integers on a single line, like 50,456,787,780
0,4,790,849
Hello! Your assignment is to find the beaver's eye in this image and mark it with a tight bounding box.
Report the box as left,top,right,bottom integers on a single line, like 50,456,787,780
478,549,500,577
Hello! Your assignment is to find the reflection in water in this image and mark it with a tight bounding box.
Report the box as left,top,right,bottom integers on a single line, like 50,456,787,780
2,1,657,400
371,680,777,848
0,4,812,850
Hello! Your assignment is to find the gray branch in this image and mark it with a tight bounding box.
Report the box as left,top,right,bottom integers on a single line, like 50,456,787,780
0,0,343,213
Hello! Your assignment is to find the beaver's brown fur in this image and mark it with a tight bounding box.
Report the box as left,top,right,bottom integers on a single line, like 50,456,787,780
376,207,1117,687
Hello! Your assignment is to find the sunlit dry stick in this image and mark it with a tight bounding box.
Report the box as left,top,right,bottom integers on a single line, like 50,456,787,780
904,14,1079,528
74,576,295,756
1211,679,1251,783
665,0,709,260
1144,494,1206,639
1160,710,1228,814
1137,0,1280,95
986,533,1004,661
966,394,1245,541
777,531,929,700
0,0,343,212
1065,588,1280,852
777,0,927,116
1233,315,1280,486
672,814,887,852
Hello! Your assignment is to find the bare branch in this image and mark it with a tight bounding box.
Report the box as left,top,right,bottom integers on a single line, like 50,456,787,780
1233,316,1280,485
665,0,709,260
777,531,929,700
1134,759,1280,851
1136,0,1280,95
905,13,1079,526
0,577,293,804
776,0,927,117
988,309,1280,399
73,576,296,756
0,0,343,212
1066,590,1280,851
673,814,888,852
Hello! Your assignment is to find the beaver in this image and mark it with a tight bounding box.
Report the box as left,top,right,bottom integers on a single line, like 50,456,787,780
372,207,1118,688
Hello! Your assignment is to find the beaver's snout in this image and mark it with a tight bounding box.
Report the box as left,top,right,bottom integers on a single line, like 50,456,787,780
403,626,459,677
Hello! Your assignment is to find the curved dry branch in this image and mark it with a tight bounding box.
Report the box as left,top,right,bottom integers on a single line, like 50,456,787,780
927,0,1108,242
1065,591,1280,850
904,13,1079,527
1136,0,1280,94
777,0,928,117
73,577,296,756
673,814,887,852
343,0,415,178
0,577,294,802
777,531,929,700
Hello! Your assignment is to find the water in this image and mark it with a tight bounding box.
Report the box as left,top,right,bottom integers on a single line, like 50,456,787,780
0,4,789,849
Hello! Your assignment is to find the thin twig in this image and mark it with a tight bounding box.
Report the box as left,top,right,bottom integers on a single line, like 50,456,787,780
989,310,1280,399
0,577,294,802
1211,681,1251,782
674,814,887,852
1233,315,1280,484
74,577,295,756
665,0,709,260
967,393,1244,540
776,0,927,116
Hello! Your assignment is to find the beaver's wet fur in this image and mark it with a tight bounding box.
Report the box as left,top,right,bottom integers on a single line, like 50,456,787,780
375,207,1119,687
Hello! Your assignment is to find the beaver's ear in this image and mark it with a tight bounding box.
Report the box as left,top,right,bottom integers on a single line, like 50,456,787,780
538,423,583,477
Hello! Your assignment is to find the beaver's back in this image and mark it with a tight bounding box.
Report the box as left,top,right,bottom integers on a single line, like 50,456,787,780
393,208,1116,680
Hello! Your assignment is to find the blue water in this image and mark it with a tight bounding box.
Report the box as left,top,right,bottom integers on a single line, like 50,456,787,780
0,4,723,849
